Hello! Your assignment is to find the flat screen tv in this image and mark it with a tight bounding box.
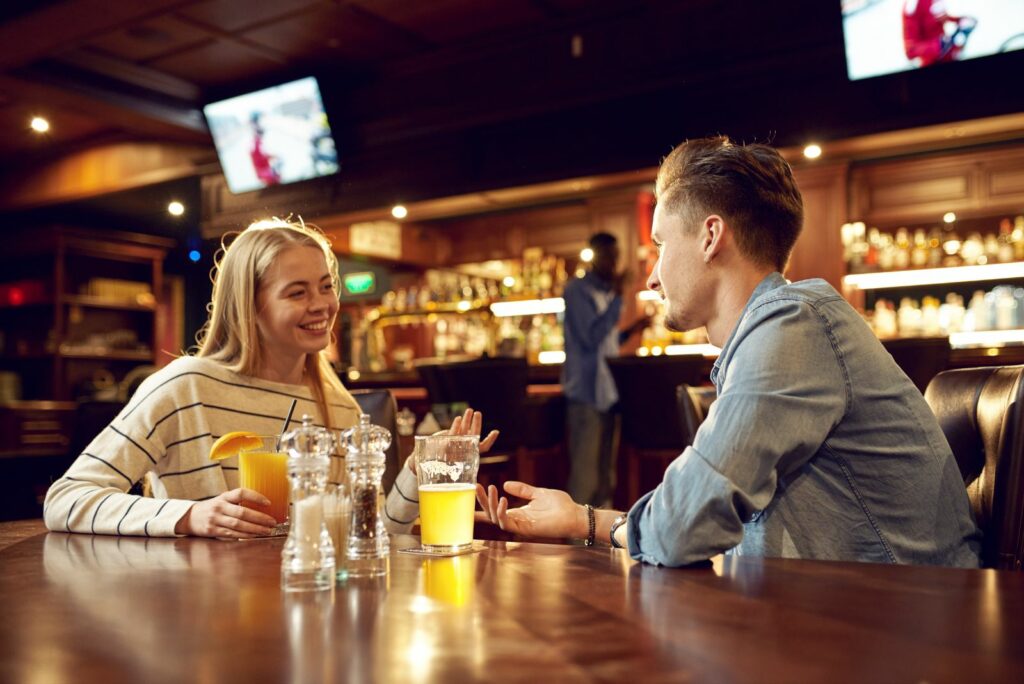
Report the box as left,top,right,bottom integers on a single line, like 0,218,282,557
203,76,339,194
842,0,1024,81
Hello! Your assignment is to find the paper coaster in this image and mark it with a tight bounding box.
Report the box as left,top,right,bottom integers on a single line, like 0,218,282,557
397,542,485,557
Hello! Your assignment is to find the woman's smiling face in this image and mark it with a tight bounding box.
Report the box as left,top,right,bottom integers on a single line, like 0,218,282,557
255,245,338,365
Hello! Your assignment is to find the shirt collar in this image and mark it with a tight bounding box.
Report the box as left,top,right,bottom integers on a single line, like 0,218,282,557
710,272,787,385
583,270,614,291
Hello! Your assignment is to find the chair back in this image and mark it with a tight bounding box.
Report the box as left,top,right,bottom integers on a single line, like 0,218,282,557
434,357,529,453
924,366,1024,570
608,356,707,451
350,389,401,495
71,399,125,457
675,384,717,447
882,337,950,393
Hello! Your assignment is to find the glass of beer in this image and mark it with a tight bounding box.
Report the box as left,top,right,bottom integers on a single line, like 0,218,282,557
415,434,480,552
238,436,290,527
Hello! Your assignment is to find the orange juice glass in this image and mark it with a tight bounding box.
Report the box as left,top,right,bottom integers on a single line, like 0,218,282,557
238,437,289,524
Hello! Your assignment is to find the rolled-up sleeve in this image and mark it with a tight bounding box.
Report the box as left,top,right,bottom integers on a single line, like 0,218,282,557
627,296,850,566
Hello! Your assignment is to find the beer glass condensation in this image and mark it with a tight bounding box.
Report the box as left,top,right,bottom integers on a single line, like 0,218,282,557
415,435,480,552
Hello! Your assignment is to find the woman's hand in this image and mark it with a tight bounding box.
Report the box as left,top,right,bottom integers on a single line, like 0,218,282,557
448,408,499,453
475,481,586,539
405,408,500,476
174,488,278,538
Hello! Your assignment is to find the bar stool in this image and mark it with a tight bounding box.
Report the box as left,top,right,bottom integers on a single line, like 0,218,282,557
924,365,1024,570
608,355,708,507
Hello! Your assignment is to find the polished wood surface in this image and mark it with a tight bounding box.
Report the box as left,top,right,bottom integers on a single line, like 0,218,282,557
2,522,1023,683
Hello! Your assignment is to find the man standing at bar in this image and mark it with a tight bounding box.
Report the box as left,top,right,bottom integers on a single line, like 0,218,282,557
479,136,981,567
562,233,645,508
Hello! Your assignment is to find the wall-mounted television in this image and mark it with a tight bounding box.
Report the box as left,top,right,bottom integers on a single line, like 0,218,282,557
842,0,1024,81
203,76,339,194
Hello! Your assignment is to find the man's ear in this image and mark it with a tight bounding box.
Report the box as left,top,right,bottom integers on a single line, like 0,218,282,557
701,215,727,264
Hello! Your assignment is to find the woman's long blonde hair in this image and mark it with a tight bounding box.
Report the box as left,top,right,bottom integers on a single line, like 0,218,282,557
195,217,347,428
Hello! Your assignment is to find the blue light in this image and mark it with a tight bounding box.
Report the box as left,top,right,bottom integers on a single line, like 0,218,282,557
188,249,201,262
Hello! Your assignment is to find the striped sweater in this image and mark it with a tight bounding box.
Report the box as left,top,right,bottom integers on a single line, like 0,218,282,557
44,356,368,537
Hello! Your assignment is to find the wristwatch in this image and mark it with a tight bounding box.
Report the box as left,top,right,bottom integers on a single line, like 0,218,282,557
609,513,628,549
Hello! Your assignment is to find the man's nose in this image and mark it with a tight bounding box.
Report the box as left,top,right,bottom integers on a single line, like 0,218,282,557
646,268,660,292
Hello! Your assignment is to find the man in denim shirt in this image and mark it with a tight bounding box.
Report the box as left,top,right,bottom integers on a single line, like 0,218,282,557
477,136,981,567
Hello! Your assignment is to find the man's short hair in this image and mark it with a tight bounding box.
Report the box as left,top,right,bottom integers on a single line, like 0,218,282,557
588,232,617,250
655,136,804,271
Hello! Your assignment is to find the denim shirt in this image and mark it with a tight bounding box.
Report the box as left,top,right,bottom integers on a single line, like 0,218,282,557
627,273,981,567
561,272,624,411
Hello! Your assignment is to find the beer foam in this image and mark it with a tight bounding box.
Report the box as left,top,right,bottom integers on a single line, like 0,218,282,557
418,482,476,492
418,460,470,482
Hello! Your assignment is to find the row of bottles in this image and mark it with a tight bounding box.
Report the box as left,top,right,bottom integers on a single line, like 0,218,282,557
496,314,564,364
869,285,1024,338
842,216,1024,274
636,302,709,356
378,249,570,314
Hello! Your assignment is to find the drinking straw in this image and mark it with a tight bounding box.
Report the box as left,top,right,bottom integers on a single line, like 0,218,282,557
277,399,298,450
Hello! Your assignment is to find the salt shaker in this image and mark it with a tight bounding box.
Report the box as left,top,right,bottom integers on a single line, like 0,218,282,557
342,413,391,577
280,415,336,592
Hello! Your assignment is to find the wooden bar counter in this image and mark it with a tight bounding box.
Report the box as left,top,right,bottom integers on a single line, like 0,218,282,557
1,520,1022,682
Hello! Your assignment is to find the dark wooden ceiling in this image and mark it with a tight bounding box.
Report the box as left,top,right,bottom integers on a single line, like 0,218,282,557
0,0,1022,216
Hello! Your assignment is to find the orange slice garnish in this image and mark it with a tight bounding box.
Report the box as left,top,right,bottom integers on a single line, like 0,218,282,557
209,431,263,461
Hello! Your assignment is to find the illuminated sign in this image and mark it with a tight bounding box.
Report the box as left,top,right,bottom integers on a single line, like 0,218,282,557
343,271,376,295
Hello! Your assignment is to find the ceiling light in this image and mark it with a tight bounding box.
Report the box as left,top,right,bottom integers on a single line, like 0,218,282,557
167,201,185,216
30,116,50,133
943,212,957,223
803,144,822,159
580,247,594,263
502,276,516,288
391,205,408,219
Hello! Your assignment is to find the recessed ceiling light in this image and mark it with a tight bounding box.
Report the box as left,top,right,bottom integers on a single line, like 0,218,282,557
943,212,956,224
30,116,50,133
391,205,408,219
580,247,594,263
167,201,185,216
803,143,822,159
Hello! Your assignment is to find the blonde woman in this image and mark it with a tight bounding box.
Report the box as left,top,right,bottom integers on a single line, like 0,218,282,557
45,218,494,538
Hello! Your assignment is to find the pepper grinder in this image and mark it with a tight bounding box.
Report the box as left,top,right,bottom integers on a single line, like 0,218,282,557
342,413,391,578
280,414,336,592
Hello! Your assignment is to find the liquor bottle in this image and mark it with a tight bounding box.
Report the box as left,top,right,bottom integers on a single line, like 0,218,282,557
998,219,1015,263
983,233,1000,265
911,229,929,268
893,228,911,270
878,233,895,271
873,299,898,338
921,296,941,336
1014,216,1024,261
865,228,881,270
897,297,922,336
927,227,944,267
995,286,1017,331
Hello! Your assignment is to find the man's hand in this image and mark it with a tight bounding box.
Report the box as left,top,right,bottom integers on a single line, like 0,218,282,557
475,481,586,539
174,488,278,538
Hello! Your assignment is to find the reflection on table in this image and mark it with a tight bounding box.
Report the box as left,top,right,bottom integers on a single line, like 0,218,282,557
0,525,1022,682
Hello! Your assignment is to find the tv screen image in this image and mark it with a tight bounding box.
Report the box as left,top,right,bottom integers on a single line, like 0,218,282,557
842,0,1024,81
203,76,339,194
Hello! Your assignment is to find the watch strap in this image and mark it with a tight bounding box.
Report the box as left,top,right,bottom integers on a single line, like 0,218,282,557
609,513,628,549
